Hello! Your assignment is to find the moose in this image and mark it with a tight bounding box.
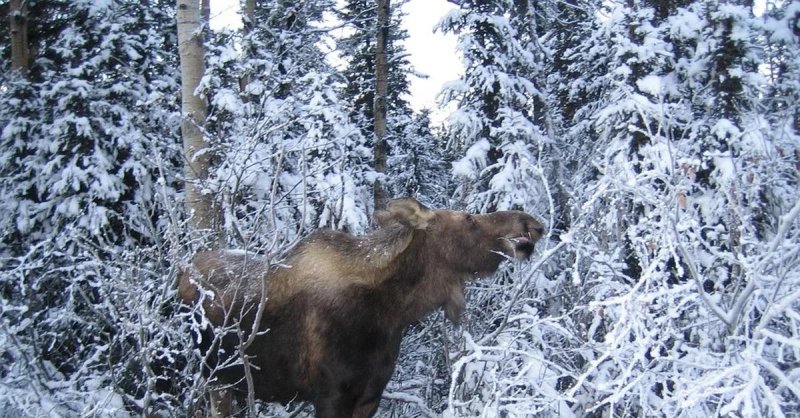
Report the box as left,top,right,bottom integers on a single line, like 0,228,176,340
178,198,544,417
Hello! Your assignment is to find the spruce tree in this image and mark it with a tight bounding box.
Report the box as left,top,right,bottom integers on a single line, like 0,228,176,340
338,0,429,205
206,0,372,242
0,0,186,414
555,1,800,415
440,0,551,213
387,109,449,202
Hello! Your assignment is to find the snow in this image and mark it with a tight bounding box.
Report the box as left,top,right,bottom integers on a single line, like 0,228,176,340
669,9,704,39
211,88,242,113
2,0,798,416
636,75,663,96
452,138,491,178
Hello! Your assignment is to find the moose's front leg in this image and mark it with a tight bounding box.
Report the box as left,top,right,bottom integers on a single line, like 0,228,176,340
350,337,402,418
312,348,394,418
351,393,382,418
313,390,356,418
310,374,386,418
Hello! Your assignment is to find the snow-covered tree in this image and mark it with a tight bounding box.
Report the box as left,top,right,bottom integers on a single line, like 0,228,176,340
386,109,450,203
337,0,441,208
763,0,800,138
178,0,223,248
0,0,191,415
202,0,374,245
440,0,551,215
543,1,800,416
437,0,800,416
338,0,415,138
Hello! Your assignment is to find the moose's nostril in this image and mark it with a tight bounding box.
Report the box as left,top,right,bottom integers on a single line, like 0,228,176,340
534,225,545,235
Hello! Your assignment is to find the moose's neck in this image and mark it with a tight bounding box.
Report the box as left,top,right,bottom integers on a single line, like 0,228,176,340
379,233,469,326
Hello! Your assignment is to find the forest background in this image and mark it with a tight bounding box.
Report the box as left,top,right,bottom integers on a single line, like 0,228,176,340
0,0,798,416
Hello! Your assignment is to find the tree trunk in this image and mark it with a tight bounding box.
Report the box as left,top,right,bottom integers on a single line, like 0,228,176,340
201,0,210,24
177,0,223,248
373,0,391,210
8,0,30,73
243,0,256,28
239,0,256,96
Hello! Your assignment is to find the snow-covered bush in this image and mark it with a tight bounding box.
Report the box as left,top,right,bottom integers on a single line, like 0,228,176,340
435,0,800,417
0,1,195,415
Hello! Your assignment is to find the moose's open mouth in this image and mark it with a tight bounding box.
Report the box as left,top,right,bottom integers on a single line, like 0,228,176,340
503,236,536,259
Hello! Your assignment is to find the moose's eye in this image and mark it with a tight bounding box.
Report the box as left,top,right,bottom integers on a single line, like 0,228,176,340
465,214,477,226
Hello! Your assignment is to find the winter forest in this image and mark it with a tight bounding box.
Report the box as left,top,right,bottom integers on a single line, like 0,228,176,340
1,0,799,416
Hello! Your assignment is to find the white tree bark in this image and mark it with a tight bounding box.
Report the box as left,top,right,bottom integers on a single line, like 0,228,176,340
177,0,222,248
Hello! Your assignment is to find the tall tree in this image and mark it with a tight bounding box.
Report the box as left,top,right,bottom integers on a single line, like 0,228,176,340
0,0,187,415
763,1,799,138
339,0,413,132
373,0,390,209
8,0,29,72
440,0,550,213
177,0,222,248
547,1,800,415
204,0,372,241
387,109,449,202
339,0,423,207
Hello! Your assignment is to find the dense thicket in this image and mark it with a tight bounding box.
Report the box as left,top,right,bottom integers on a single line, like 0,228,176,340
435,0,800,417
0,0,193,414
0,0,797,416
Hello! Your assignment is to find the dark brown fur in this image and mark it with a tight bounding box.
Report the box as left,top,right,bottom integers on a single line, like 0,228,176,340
179,198,544,418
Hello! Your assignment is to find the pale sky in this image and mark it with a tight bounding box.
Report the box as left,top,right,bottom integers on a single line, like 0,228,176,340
400,0,461,116
209,0,462,120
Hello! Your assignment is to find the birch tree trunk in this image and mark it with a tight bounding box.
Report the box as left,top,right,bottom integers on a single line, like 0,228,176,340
8,0,29,72
177,0,222,248
373,0,391,210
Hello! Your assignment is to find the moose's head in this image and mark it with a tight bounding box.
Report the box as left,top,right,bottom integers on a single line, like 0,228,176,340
375,198,545,277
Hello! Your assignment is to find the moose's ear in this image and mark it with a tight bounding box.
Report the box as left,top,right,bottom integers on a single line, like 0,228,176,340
375,198,434,230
